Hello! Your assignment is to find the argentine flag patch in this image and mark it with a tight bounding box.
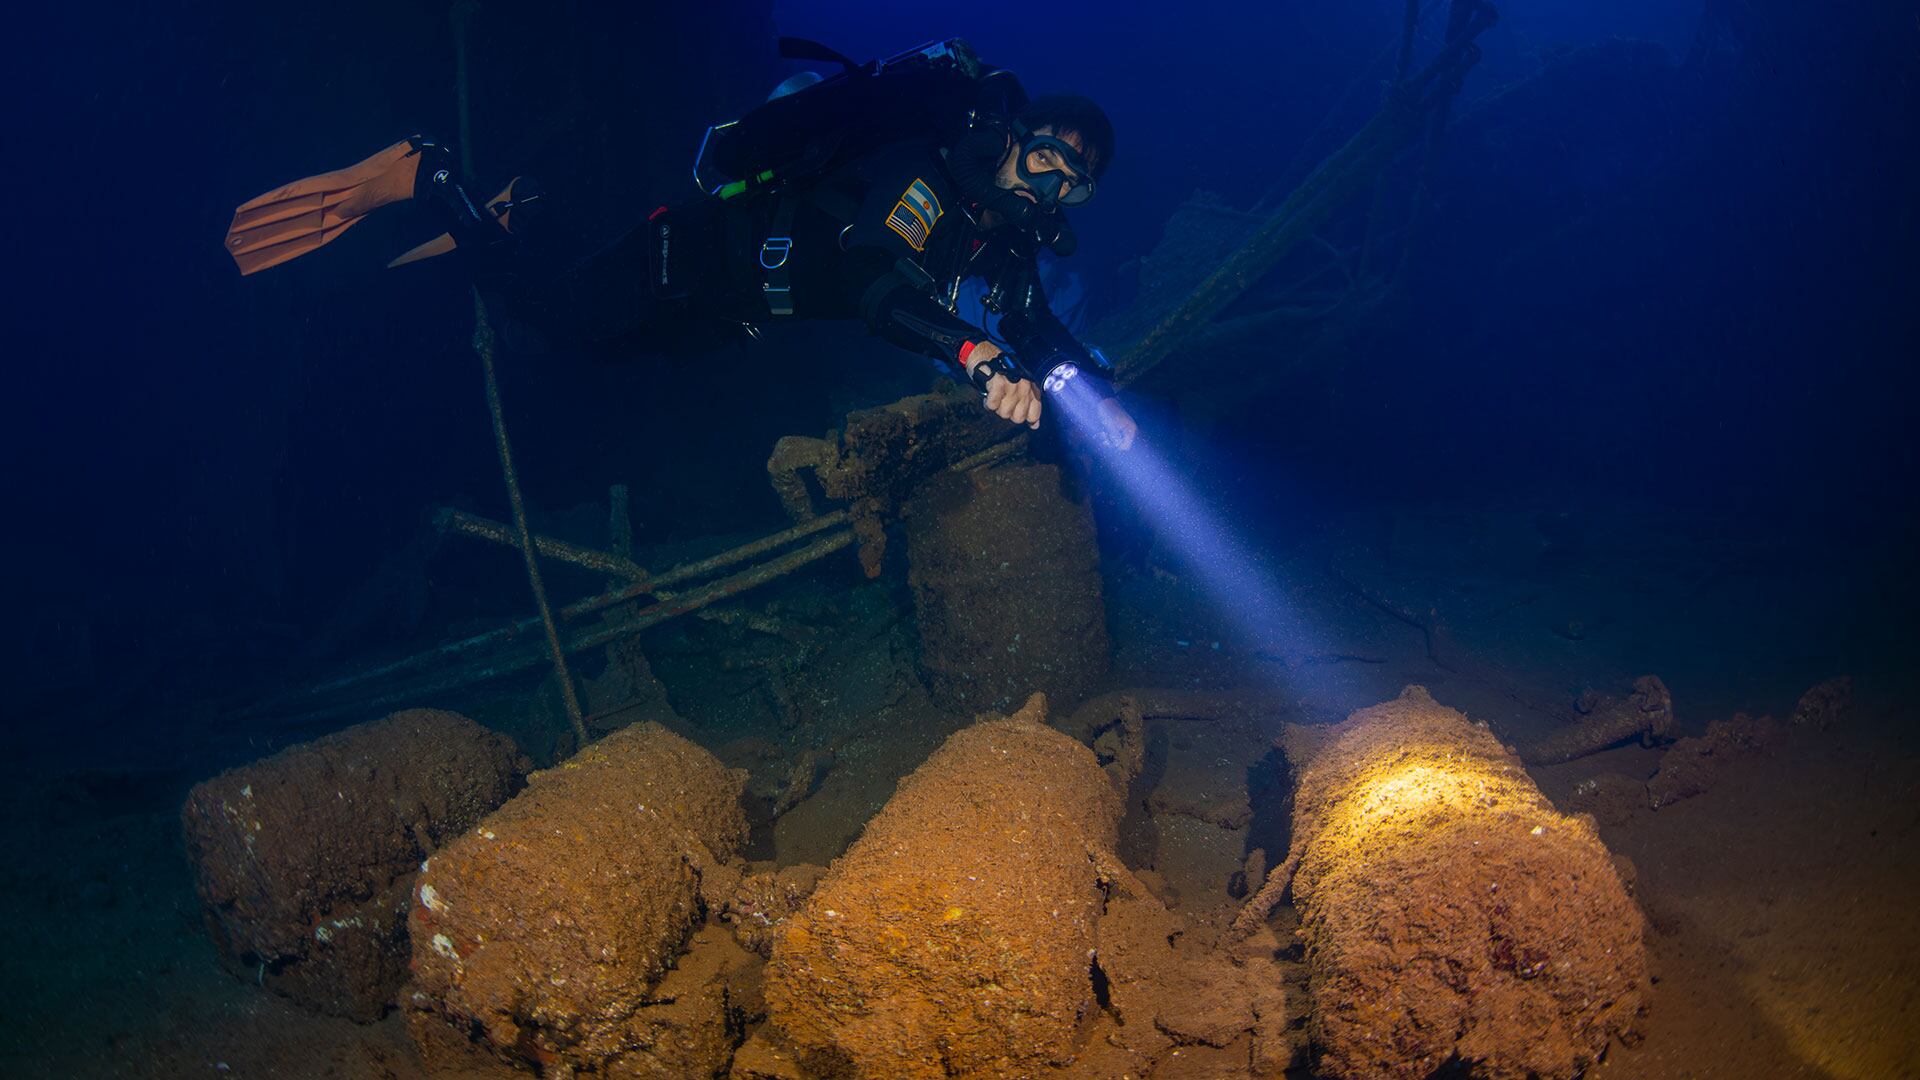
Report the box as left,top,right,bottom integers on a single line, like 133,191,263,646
885,178,943,251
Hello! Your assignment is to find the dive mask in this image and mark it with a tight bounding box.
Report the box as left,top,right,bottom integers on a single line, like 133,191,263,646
1015,131,1096,208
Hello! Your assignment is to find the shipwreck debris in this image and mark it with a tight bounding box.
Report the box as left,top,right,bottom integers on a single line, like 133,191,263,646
1647,711,1782,809
1520,674,1676,765
905,464,1109,712
405,721,750,1076
1791,675,1853,728
1235,686,1648,1079
763,694,1285,1078
180,710,525,1020
436,506,649,582
242,514,854,730
721,863,828,959
766,695,1128,1076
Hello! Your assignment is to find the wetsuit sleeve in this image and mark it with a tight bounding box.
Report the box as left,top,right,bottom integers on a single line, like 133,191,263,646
839,247,982,371
835,156,990,377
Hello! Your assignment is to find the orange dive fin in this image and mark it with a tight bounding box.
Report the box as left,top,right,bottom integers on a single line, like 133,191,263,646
386,177,531,269
224,138,430,276
385,233,460,269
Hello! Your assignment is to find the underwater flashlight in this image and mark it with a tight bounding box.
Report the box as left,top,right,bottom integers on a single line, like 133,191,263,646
1042,362,1080,394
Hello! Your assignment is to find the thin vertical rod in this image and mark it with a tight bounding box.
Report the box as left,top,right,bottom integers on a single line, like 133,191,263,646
452,0,480,179
452,2,588,746
472,290,588,745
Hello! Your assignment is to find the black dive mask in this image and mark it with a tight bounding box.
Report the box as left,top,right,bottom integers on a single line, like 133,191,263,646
1013,130,1096,208
946,124,1081,255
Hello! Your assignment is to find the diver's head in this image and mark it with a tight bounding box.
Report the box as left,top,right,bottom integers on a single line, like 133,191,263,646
996,95,1114,211
961,94,1113,231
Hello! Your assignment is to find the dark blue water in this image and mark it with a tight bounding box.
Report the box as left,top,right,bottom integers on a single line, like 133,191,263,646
8,3,1911,694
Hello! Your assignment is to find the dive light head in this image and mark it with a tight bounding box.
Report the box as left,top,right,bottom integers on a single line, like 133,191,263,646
1042,361,1081,394
969,350,1088,396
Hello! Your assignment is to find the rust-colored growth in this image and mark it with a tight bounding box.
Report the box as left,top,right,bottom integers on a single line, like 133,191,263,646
1791,675,1853,728
766,695,1124,1078
815,393,1004,511
1520,675,1674,765
906,463,1109,712
768,393,1007,574
404,721,749,1075
723,863,828,958
1286,687,1648,1079
180,709,526,1020
1647,711,1782,809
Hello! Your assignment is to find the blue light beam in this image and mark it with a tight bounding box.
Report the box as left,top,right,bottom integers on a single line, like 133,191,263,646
1045,369,1317,669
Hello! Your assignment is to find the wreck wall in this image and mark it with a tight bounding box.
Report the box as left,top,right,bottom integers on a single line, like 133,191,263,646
1283,687,1648,1079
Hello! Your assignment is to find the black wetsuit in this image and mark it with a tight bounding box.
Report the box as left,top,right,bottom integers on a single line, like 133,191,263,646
485,139,1112,395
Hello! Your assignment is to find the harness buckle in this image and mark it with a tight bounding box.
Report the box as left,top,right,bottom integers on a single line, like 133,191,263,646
759,236,793,270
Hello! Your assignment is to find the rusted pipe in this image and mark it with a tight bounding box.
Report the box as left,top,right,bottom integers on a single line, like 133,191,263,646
246,510,852,714
250,528,855,729
436,507,650,582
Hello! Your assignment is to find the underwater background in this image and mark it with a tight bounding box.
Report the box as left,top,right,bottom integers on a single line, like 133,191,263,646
4,1,1918,1077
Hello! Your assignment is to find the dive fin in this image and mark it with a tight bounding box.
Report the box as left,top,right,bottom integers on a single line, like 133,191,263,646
224,138,433,276
386,233,459,269
386,177,534,269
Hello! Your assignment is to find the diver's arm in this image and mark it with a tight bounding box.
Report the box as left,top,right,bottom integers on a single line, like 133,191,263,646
842,247,1042,426
844,247,989,374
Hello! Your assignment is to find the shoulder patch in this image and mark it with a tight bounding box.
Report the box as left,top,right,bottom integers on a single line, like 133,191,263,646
884,177,944,251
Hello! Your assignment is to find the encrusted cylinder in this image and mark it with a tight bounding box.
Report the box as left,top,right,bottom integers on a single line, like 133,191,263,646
1519,675,1674,765
1284,687,1649,1080
404,721,749,1076
180,709,526,1020
905,463,1109,712
766,696,1124,1078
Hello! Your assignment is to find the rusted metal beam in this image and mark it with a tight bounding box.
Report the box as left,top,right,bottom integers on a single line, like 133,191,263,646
1116,4,1496,389
437,507,651,582
241,510,853,717
253,528,855,730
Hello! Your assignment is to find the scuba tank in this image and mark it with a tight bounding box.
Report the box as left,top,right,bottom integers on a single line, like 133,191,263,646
692,38,1028,203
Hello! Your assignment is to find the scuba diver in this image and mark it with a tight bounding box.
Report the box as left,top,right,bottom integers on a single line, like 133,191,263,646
225,39,1138,449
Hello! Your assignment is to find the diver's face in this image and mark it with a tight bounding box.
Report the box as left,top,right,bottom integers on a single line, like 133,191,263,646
995,126,1091,206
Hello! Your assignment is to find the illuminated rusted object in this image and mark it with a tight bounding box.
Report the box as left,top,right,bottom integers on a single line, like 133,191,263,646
766,695,1125,1078
404,723,749,1076
1240,687,1648,1079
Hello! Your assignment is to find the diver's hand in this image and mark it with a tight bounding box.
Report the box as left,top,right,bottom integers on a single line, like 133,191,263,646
1097,397,1138,451
967,343,1043,429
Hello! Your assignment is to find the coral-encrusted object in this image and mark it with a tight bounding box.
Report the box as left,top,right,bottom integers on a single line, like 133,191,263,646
767,695,1124,1078
1283,687,1649,1079
404,721,749,1076
180,709,526,1020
